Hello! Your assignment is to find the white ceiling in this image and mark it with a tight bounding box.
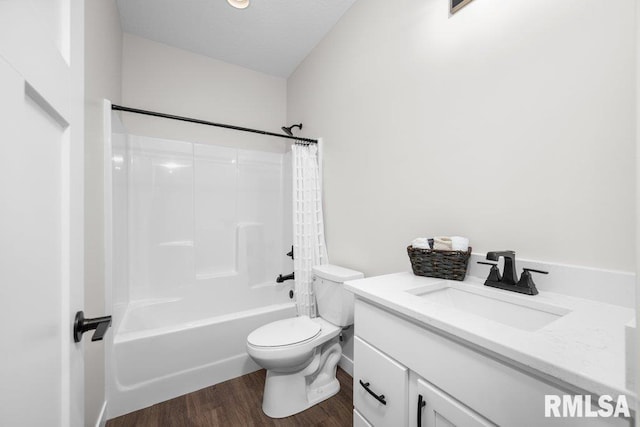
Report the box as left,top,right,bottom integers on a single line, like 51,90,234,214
117,0,358,78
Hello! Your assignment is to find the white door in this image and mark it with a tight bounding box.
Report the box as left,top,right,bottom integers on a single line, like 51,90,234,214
0,1,85,426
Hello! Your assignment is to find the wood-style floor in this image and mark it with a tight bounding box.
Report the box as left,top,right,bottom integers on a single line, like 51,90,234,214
106,367,353,427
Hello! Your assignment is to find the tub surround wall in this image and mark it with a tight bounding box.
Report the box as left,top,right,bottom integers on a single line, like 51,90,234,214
287,0,636,275
125,134,291,303
84,1,123,425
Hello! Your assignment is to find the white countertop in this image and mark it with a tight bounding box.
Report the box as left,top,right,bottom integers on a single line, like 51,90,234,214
345,272,636,402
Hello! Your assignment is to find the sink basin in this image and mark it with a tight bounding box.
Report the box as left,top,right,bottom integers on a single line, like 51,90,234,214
408,282,571,332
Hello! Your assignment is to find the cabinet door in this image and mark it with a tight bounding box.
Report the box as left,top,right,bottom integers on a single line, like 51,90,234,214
416,378,495,427
354,409,374,427
354,337,408,427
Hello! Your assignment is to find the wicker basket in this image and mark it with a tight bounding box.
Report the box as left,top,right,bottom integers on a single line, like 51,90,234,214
407,246,472,281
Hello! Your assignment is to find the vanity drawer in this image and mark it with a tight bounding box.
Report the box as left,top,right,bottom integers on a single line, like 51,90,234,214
354,336,408,427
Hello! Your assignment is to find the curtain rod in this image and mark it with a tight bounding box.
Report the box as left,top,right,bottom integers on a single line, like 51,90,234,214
111,104,318,144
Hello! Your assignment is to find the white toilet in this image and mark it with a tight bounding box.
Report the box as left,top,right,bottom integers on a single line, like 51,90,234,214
246,264,364,418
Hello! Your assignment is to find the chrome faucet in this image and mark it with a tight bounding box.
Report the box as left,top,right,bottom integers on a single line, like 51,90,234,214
478,250,548,296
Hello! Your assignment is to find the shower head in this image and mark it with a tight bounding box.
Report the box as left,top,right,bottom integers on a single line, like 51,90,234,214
281,123,302,136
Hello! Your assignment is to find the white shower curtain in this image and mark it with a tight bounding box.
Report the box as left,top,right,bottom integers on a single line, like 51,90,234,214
292,142,328,317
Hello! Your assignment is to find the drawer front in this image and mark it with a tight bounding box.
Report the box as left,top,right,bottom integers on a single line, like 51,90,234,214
354,409,373,427
354,336,408,427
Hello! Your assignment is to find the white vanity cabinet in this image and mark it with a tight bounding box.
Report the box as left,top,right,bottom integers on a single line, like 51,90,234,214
353,299,632,427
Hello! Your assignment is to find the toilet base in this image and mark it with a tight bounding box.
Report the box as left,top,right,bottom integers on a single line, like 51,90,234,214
262,339,342,418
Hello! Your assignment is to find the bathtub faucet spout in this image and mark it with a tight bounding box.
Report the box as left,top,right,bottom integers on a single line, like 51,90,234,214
276,272,294,283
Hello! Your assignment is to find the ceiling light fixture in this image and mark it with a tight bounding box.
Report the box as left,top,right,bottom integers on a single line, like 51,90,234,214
227,0,249,9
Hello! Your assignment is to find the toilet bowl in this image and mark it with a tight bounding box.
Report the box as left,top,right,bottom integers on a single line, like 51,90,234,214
246,264,364,418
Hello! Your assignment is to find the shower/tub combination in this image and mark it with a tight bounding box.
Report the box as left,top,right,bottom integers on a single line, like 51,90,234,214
105,108,300,417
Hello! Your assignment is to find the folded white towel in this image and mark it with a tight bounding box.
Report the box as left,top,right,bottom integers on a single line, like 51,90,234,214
451,236,469,251
413,242,431,250
433,236,452,251
411,237,431,250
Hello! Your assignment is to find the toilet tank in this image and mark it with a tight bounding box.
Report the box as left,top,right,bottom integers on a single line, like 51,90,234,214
312,264,364,327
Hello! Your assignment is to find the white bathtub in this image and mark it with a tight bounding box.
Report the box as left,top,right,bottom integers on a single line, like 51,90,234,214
107,296,296,418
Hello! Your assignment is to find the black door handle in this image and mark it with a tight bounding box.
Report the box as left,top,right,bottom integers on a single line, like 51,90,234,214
74,311,112,343
359,379,386,405
417,394,426,426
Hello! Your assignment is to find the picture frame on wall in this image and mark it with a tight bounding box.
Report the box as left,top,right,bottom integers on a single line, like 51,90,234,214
451,0,474,14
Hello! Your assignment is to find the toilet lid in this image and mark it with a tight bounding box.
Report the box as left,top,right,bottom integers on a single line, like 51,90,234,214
247,316,321,347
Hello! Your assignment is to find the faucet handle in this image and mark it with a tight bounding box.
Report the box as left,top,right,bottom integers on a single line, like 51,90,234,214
522,268,548,275
515,268,548,295
477,261,501,283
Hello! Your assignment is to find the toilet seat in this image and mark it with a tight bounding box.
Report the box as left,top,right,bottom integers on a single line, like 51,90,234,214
247,316,321,348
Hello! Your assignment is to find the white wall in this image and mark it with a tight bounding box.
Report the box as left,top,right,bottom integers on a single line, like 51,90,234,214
121,33,288,153
288,0,636,277
84,0,122,425
84,0,123,424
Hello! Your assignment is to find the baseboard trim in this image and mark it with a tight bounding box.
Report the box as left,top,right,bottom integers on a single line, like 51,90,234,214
95,400,107,427
338,354,353,377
